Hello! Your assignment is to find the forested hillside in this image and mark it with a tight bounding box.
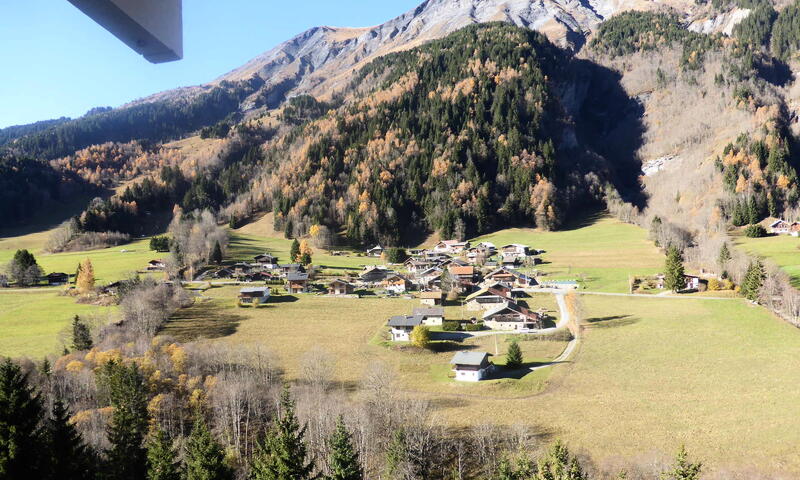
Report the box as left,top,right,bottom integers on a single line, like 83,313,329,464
240,24,632,245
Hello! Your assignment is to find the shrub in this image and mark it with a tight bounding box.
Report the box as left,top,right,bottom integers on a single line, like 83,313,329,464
384,247,408,263
464,323,484,331
744,224,767,237
707,278,720,291
506,340,523,368
410,325,431,349
442,321,461,331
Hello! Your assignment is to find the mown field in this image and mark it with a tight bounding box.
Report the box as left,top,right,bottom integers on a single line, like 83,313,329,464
163,287,568,396
734,233,800,287
471,214,664,293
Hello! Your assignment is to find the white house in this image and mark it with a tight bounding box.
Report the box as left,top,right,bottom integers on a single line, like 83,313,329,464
450,351,493,382
387,315,424,341
366,245,384,257
433,240,470,254
412,307,444,326
483,303,543,330
501,244,530,257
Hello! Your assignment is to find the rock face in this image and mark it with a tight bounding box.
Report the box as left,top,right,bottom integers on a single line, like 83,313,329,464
216,0,631,108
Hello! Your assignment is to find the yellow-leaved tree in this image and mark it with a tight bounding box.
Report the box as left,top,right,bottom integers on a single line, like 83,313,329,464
76,258,95,294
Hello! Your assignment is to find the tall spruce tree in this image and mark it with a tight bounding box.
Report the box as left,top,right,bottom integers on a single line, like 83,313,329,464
0,358,47,479
146,427,182,480
249,386,315,480
71,315,93,351
664,246,685,293
290,239,301,263
741,261,765,302
326,416,362,480
506,340,523,369
100,360,149,480
717,243,731,267
210,241,223,265
43,400,96,480
185,416,232,480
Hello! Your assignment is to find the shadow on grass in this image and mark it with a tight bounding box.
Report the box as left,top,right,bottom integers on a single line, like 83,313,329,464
585,315,638,328
557,210,606,231
227,234,269,261
488,361,566,380
268,295,299,303
163,302,246,341
429,341,476,353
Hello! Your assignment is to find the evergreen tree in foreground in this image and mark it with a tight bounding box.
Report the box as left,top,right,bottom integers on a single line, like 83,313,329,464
290,239,301,263
534,441,587,480
101,360,149,480
664,246,685,293
71,315,93,352
0,358,47,478
326,416,362,480
147,427,182,480
506,340,523,369
185,416,233,480
44,400,96,480
741,260,765,302
250,385,315,480
661,444,702,480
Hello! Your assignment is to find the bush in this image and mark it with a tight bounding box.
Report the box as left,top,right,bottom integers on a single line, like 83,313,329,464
442,321,461,331
410,325,431,349
464,323,484,331
707,278,720,291
744,224,768,237
384,247,408,263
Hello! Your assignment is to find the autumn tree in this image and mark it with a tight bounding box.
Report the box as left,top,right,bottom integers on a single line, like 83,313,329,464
76,258,95,294
410,325,431,349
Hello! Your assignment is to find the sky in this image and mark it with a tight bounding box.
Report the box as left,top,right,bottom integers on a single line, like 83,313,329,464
0,0,422,128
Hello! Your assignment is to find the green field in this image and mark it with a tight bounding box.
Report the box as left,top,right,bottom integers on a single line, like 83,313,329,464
472,214,664,292
734,234,800,286
0,289,118,358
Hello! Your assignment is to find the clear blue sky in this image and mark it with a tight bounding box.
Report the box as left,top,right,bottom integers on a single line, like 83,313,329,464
0,0,421,128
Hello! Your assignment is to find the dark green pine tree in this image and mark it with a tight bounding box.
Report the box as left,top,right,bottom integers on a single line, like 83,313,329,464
0,358,47,479
146,427,182,480
505,340,523,369
533,441,587,480
290,239,301,263
71,315,93,351
43,400,96,480
664,246,685,293
741,261,765,302
185,415,233,480
384,428,409,480
210,241,223,265
326,416,362,480
250,386,315,480
101,360,149,480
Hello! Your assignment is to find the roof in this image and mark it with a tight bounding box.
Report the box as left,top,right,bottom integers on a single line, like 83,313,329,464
450,351,490,366
483,302,534,320
449,266,474,276
286,272,309,281
502,243,528,249
770,220,787,227
239,287,270,294
329,278,354,286
465,287,509,302
419,291,443,299
413,307,444,317
384,273,410,282
387,315,424,327
254,253,277,260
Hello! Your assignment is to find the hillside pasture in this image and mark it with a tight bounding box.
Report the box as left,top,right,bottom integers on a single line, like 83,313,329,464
472,214,664,292
0,289,117,358
734,233,800,287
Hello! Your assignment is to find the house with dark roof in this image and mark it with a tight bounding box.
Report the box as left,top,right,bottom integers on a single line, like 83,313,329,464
254,253,279,268
328,278,355,295
46,272,69,286
286,272,310,293
387,315,424,341
465,286,511,311
412,306,444,326
366,244,384,257
238,287,270,306
450,351,493,382
360,265,393,284
383,273,413,293
146,259,166,271
483,303,543,330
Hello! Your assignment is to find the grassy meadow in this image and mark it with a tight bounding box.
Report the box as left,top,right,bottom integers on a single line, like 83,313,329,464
734,233,800,286
0,289,118,358
471,214,664,293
